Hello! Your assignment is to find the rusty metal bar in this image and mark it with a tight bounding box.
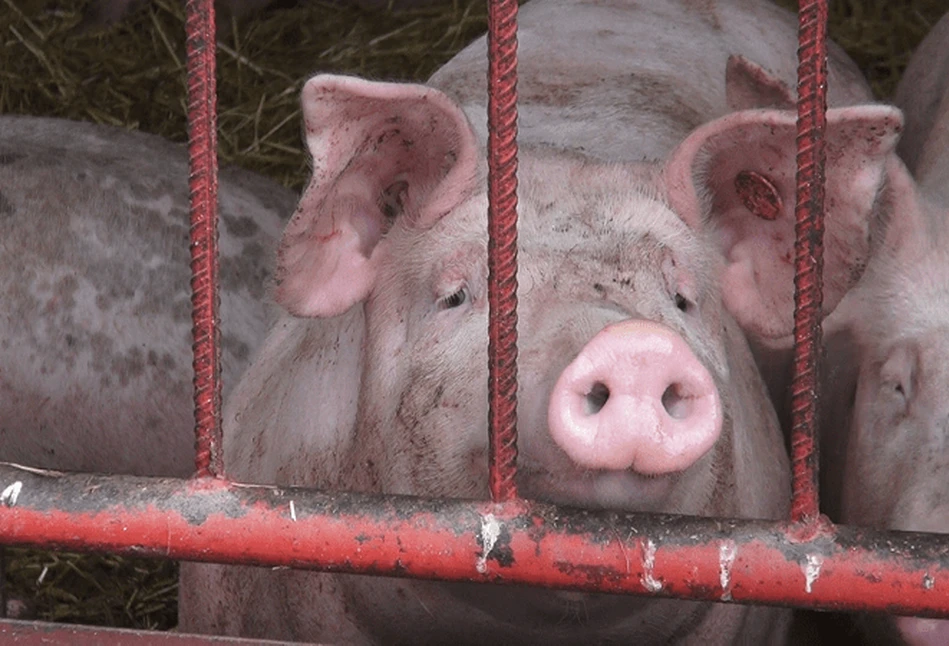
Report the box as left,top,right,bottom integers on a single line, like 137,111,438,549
2,465,949,617
486,0,521,503
185,0,223,478
0,547,6,619
788,0,828,523
0,618,296,644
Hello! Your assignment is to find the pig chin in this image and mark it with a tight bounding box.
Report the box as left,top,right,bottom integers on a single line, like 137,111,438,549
515,461,680,513
463,441,684,512
894,616,949,646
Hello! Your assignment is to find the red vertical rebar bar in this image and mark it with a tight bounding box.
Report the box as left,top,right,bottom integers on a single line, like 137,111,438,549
789,0,828,524
486,0,520,502
185,0,223,478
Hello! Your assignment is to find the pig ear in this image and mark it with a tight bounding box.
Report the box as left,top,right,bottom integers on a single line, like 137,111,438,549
275,74,480,318
878,157,932,255
725,55,795,111
665,105,903,340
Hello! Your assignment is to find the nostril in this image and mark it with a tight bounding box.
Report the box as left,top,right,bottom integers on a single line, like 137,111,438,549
585,381,610,415
661,383,691,420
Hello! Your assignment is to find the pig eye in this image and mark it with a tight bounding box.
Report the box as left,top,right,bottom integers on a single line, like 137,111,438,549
878,346,915,411
674,292,691,312
438,287,468,310
883,377,909,407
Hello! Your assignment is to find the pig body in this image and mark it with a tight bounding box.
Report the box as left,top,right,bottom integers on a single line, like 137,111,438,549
179,0,899,643
430,0,871,160
0,115,296,477
894,10,949,200
816,11,949,645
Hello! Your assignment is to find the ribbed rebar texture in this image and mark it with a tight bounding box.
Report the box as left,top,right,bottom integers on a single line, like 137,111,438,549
185,0,223,478
486,0,520,502
789,0,828,524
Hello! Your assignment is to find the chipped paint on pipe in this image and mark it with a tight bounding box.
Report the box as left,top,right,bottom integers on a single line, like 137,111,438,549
1,464,948,617
804,553,823,593
719,540,737,601
641,539,663,593
1,481,21,506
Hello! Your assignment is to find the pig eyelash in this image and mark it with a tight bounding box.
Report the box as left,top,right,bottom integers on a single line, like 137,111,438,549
438,286,469,310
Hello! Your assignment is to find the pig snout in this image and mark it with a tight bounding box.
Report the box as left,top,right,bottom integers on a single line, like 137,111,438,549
547,319,722,475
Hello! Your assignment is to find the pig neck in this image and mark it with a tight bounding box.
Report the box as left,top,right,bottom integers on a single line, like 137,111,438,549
222,307,365,487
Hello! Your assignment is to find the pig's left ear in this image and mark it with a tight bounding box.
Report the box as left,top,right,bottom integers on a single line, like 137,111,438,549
274,75,480,318
664,105,903,340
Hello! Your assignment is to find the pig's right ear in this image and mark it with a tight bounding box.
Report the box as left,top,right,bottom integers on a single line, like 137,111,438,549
274,75,480,318
664,105,903,341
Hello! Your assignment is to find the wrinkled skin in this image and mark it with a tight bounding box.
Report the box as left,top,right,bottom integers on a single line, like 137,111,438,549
0,116,295,477
178,0,899,643
815,12,949,646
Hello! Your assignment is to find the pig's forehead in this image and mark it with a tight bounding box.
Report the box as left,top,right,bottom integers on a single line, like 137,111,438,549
514,155,703,254
408,151,709,265
895,249,949,333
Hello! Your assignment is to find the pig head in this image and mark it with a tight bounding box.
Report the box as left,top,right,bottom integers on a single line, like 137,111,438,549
177,61,902,643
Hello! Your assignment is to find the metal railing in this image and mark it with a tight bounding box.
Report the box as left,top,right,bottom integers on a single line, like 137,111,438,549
2,0,948,639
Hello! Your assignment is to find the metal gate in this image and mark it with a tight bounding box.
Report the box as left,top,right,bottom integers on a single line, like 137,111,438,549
2,0,948,640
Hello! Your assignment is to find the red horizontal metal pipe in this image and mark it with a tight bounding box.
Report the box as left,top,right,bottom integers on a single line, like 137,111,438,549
2,464,948,617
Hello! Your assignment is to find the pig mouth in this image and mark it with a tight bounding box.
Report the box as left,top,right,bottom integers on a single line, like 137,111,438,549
515,460,679,513
443,578,669,632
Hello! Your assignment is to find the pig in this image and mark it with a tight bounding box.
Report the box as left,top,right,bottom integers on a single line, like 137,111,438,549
893,9,949,198
177,0,901,643
812,10,949,646
0,115,296,478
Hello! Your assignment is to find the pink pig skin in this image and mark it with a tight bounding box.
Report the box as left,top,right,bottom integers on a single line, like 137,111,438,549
814,11,949,646
0,116,295,478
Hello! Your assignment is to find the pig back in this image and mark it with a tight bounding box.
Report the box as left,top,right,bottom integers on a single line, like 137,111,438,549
428,0,873,162
895,9,949,202
0,115,295,477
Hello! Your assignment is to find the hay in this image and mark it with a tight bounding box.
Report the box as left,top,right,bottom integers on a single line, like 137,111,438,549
1,0,494,188
3,548,177,629
1,0,947,634
775,0,946,98
4,0,945,190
